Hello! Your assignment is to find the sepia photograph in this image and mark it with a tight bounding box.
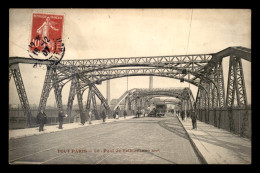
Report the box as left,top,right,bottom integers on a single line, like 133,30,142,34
9,8,251,164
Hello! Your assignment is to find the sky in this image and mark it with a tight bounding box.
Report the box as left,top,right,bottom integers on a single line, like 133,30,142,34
9,9,251,107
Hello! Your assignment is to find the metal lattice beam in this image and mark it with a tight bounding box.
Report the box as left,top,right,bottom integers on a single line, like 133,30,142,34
76,76,86,124
91,93,99,120
92,85,111,112
226,55,248,107
123,88,194,109
9,46,251,128
10,64,32,127
86,85,93,111
52,69,64,112
67,76,77,122
59,54,213,68
211,61,226,108
38,66,54,112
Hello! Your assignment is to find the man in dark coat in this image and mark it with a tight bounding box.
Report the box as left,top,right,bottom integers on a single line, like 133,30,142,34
191,110,197,129
181,110,185,121
58,111,66,129
101,110,106,123
137,109,141,118
113,112,116,119
37,110,47,132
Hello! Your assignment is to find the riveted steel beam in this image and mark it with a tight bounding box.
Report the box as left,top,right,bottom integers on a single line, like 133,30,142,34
10,64,32,127
76,76,86,124
52,69,64,112
38,66,54,112
226,55,248,107
91,93,99,120
67,76,77,122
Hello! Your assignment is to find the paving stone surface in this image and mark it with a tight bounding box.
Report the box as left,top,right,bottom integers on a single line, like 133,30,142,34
9,114,202,164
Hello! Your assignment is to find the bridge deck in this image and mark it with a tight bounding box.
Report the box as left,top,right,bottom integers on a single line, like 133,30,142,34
9,114,202,164
9,113,251,164
178,115,251,164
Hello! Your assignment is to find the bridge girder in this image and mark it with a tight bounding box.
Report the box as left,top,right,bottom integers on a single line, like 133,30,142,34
9,46,251,128
116,88,194,112
10,64,32,127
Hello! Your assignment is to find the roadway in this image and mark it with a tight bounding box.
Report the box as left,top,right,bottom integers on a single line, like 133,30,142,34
9,113,203,164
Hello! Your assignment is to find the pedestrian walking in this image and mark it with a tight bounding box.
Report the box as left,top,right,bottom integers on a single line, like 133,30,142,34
137,110,141,118
191,110,197,129
116,107,120,119
58,111,66,129
101,109,106,123
113,112,116,119
187,110,190,118
123,110,127,119
181,110,185,121
37,110,47,132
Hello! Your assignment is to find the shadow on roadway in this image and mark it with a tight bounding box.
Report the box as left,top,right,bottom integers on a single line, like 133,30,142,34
157,119,189,140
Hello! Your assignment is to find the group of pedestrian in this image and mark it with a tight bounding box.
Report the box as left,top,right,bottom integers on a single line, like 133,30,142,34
36,110,47,132
35,107,134,133
113,112,119,119
136,109,142,118
177,109,198,130
112,109,128,119
174,109,198,130
88,109,108,124
36,110,67,132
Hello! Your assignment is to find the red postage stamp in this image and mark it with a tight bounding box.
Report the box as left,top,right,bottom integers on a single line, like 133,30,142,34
29,13,65,62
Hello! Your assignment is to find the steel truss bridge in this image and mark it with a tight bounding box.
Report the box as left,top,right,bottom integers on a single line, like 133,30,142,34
111,88,193,112
9,46,251,127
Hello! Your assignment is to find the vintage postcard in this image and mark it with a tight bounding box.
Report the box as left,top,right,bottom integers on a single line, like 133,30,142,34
9,8,251,164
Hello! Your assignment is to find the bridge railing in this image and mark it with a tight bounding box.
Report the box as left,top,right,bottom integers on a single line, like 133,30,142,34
9,108,93,129
196,106,251,139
